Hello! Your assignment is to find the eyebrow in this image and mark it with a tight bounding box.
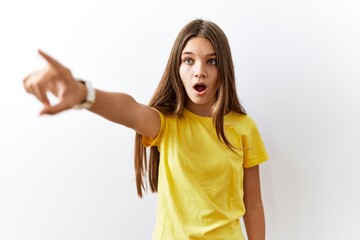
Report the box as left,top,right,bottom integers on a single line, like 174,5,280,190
181,52,217,57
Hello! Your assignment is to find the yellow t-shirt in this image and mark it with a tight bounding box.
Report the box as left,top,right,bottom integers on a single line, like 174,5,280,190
143,108,268,240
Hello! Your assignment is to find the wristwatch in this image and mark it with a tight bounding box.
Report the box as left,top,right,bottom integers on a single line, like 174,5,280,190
73,80,96,109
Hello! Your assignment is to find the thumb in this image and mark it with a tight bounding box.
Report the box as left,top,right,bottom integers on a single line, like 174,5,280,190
39,100,72,115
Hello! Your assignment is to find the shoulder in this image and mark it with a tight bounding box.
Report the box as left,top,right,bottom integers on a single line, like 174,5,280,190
226,112,256,127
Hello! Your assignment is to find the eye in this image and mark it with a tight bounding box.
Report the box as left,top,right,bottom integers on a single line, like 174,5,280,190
208,59,217,65
183,58,194,65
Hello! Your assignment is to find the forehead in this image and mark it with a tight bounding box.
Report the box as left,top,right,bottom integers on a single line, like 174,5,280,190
182,37,215,55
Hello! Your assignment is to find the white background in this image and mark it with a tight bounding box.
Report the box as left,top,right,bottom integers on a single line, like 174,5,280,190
1,0,359,239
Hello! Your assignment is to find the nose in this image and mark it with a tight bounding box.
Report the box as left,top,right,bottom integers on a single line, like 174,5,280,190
194,61,207,78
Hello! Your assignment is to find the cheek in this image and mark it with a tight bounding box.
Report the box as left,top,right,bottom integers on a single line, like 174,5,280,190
179,67,191,83
179,66,185,81
213,72,220,87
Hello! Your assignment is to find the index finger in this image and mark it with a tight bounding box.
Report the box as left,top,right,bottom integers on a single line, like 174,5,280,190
38,49,64,70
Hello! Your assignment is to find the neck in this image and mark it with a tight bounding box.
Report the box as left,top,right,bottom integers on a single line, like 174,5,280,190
185,103,213,117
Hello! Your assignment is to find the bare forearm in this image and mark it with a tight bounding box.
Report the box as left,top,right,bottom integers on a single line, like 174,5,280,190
89,89,138,125
88,89,156,136
243,202,265,240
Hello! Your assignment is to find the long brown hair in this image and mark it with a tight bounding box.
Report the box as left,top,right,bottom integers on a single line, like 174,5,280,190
134,19,246,197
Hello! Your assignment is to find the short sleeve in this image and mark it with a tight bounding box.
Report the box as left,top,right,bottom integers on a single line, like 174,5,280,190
142,108,164,147
243,117,269,168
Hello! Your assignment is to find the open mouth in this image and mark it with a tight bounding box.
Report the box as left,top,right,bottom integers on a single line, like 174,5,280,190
194,83,207,92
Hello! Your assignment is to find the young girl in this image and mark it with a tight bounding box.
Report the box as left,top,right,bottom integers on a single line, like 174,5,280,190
23,19,268,240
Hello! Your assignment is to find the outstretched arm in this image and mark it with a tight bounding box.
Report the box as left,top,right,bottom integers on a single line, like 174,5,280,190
243,165,266,240
23,50,160,138
89,90,160,137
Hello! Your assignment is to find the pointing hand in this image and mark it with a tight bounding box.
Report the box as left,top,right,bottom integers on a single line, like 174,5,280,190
23,50,87,115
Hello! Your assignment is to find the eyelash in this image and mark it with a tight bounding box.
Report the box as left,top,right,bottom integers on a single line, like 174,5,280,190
182,58,217,65
208,59,217,65
184,58,194,64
